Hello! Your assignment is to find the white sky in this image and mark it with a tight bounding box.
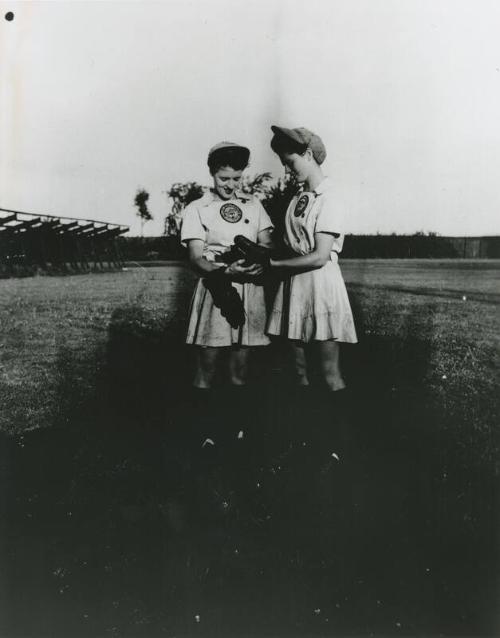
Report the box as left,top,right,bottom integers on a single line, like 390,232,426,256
1,0,500,236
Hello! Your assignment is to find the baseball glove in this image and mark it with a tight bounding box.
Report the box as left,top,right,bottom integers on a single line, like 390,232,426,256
215,235,272,267
203,268,246,328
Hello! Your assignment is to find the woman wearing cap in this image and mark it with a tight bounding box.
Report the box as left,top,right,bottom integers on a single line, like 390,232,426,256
180,142,273,449
267,126,357,400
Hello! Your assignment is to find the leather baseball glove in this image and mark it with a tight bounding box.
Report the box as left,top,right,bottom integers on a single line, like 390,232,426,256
203,268,246,328
215,235,272,267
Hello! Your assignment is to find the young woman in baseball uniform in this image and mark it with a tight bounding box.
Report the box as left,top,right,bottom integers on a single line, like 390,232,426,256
267,126,357,395
180,142,273,450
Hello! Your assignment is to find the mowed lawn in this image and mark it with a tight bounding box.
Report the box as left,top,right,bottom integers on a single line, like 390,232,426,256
0,260,498,637
0,265,194,433
1,260,498,444
343,258,500,303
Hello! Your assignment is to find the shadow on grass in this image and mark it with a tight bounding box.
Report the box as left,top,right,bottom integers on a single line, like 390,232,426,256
1,300,498,637
103,304,193,427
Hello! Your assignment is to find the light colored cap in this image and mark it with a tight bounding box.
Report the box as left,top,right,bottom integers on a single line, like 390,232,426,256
270,125,326,164
208,141,250,160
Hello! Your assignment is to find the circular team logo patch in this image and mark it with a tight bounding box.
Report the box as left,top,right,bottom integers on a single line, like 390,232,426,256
220,202,243,223
294,194,310,218
220,204,243,224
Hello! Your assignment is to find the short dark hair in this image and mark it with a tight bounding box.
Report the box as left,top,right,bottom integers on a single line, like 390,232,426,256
207,147,250,174
270,131,308,158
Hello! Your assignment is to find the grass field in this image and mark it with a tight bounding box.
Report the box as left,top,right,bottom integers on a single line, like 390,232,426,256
0,260,498,636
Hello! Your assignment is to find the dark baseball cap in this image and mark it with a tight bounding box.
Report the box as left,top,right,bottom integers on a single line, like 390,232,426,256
270,126,327,164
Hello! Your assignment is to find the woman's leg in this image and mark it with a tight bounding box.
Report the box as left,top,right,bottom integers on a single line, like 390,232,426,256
290,341,310,386
315,340,346,392
309,341,357,464
193,346,220,389
228,347,250,386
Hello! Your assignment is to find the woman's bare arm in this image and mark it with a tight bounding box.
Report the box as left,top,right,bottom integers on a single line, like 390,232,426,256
269,232,334,273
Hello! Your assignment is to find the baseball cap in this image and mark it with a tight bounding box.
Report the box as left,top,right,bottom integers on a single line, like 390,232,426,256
270,126,327,164
208,141,250,162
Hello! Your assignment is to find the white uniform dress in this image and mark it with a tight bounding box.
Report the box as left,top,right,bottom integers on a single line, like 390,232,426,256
181,190,273,347
266,177,357,343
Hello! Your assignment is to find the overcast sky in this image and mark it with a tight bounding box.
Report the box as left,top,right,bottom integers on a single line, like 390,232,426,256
1,0,500,236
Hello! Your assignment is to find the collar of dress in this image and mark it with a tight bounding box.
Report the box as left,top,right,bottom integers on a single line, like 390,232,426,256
199,189,252,207
295,176,332,197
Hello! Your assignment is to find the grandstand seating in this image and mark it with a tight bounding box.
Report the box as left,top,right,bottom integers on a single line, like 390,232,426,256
0,207,129,276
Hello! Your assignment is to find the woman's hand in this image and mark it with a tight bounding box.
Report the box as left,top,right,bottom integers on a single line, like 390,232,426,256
225,259,264,279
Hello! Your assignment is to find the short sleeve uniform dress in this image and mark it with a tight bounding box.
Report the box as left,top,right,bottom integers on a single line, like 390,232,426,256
266,177,357,343
181,190,273,347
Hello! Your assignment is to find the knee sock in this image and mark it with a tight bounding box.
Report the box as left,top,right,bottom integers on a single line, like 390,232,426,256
184,387,221,448
313,387,355,460
220,386,251,439
220,385,264,473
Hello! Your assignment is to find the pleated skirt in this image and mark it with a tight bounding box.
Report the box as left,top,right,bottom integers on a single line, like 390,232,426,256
266,260,358,343
186,278,271,347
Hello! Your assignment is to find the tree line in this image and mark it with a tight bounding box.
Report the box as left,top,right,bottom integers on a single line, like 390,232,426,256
132,178,500,259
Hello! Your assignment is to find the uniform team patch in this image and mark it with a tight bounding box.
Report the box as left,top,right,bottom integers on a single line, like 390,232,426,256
220,203,243,223
294,194,310,218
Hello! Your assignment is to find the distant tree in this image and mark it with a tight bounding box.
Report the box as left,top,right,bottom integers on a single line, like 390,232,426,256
260,175,298,250
134,188,153,236
240,172,274,197
165,182,205,236
163,173,296,241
